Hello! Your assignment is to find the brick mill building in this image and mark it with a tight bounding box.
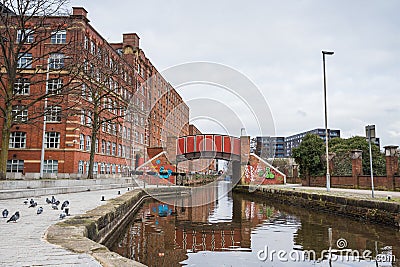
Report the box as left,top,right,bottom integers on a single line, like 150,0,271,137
0,6,190,178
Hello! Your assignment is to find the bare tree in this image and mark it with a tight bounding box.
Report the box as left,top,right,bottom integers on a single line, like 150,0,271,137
74,43,136,179
0,0,82,179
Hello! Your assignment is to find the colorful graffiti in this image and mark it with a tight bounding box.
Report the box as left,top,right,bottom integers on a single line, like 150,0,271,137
244,154,285,185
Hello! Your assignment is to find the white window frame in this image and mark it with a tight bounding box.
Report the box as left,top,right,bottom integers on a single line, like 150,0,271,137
51,30,66,44
47,79,63,94
78,160,84,174
95,138,99,153
111,142,116,156
13,78,30,95
17,53,32,68
80,110,85,125
12,105,28,122
86,136,91,151
45,132,60,148
17,29,34,43
49,53,64,69
80,134,85,150
43,160,58,173
45,106,61,122
9,132,26,148
7,159,24,173
101,140,106,154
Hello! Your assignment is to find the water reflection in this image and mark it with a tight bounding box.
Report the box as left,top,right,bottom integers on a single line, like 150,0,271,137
109,181,399,267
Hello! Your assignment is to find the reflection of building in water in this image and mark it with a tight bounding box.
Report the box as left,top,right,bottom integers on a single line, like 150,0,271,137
111,191,280,266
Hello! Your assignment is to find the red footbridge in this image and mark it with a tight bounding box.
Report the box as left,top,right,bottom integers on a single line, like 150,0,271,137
176,134,242,162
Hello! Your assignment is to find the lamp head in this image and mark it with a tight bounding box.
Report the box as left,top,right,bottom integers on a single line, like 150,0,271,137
322,51,334,55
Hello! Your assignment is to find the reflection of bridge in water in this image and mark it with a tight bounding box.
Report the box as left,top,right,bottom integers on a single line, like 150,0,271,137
110,181,280,266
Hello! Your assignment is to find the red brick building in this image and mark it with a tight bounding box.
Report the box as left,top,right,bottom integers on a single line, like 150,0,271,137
0,6,190,178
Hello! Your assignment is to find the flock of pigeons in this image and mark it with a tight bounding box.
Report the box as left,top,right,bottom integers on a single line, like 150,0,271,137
2,196,70,223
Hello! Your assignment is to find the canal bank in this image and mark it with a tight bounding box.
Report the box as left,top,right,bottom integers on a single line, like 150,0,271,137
45,186,190,267
234,185,400,229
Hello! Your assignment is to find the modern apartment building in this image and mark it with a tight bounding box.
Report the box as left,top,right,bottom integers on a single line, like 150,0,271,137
253,136,286,159
0,6,189,178
285,128,341,157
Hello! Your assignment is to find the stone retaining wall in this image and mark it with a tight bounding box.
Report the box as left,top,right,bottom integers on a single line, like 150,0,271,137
234,185,400,229
46,187,190,267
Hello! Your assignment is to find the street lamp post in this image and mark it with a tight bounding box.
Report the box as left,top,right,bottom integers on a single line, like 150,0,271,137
322,50,334,192
39,58,51,178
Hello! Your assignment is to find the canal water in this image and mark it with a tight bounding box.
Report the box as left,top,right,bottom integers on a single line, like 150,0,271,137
109,181,399,267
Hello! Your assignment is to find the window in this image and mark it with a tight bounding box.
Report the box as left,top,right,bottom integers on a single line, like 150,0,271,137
95,139,99,153
118,144,122,157
86,161,89,174
84,35,88,49
106,141,111,155
13,78,30,95
45,106,61,122
49,53,64,69
45,132,60,148
93,162,98,175
17,53,32,68
122,146,126,158
9,132,26,148
90,40,96,54
7,160,24,173
140,133,144,144
80,110,85,125
80,134,85,150
78,160,84,174
100,163,105,174
112,142,116,156
101,140,106,154
86,136,91,151
43,160,58,173
106,163,110,174
111,164,116,174
51,30,66,44
81,84,86,99
12,105,28,122
86,110,92,126
17,29,34,43
101,120,106,132
47,79,63,94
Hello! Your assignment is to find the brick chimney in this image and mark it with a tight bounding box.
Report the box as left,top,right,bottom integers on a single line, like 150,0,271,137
72,7,88,19
123,33,140,51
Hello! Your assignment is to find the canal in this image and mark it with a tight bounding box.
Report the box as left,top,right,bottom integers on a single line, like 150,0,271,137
109,181,399,266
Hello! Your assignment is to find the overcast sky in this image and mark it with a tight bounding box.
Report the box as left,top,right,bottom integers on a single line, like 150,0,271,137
70,0,400,148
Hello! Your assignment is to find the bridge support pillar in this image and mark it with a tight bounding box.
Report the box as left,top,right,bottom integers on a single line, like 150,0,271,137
240,136,250,185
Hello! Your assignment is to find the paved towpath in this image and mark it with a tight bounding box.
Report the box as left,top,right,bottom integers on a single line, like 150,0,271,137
0,187,134,267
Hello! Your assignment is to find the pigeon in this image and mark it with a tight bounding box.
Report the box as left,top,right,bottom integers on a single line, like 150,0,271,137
61,200,69,210
23,199,29,205
29,202,37,208
51,196,56,204
7,211,20,223
59,212,66,219
52,204,58,210
2,209,8,218
37,207,43,215
46,198,52,204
